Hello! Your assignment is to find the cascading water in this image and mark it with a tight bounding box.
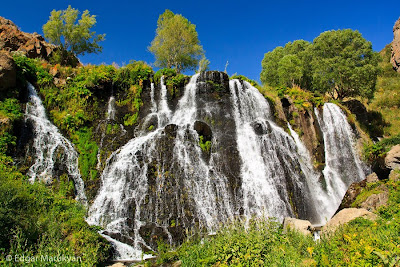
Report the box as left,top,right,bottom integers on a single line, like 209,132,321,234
315,103,366,219
106,96,117,121
25,82,87,204
229,80,318,222
87,74,234,260
88,74,368,260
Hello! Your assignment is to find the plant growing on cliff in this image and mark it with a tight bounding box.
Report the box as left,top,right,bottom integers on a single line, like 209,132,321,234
42,5,105,66
149,9,204,73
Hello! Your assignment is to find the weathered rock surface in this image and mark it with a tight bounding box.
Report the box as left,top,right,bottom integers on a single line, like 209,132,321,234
0,50,16,92
0,16,55,60
391,17,400,72
389,170,400,182
283,217,312,235
359,190,389,212
337,179,367,211
322,208,377,235
385,144,400,170
366,172,379,183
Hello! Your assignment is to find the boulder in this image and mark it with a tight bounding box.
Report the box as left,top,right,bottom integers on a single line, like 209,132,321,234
366,172,379,183
389,170,400,182
337,179,367,211
359,191,389,212
283,217,312,235
0,51,16,92
322,208,377,235
385,144,400,170
391,17,400,72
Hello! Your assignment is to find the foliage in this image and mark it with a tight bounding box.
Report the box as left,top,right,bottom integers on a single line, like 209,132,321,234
149,9,204,73
261,40,311,89
363,134,400,164
230,74,259,87
42,5,105,66
197,56,210,73
310,29,380,99
72,127,98,182
13,54,53,86
114,61,153,89
198,135,211,153
368,44,400,136
260,30,380,100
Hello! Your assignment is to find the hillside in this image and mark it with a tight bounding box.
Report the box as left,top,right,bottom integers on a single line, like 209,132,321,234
0,15,400,267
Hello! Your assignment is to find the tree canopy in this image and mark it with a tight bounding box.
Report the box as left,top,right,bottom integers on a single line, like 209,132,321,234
260,30,380,99
149,9,204,73
43,5,105,65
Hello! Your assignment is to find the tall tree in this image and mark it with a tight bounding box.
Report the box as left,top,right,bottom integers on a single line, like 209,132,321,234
310,29,379,99
43,5,105,65
149,10,204,73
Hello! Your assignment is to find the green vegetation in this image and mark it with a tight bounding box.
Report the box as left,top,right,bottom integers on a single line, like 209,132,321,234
261,30,380,100
149,9,204,73
230,74,260,88
154,68,188,99
43,5,105,66
152,179,400,266
197,56,210,73
198,135,211,153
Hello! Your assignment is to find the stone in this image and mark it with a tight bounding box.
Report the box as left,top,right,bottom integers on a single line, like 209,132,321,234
0,51,16,92
366,172,379,183
283,217,312,235
360,191,389,212
106,263,126,267
391,17,400,72
0,16,57,61
322,208,377,235
385,144,400,170
337,179,367,211
389,170,400,182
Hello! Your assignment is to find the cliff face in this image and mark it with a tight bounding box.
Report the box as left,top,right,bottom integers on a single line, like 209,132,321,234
0,16,56,60
391,17,400,72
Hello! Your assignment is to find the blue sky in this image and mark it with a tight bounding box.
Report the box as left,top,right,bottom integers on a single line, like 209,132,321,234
2,1,399,82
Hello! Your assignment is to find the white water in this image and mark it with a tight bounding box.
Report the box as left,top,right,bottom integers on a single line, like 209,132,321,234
229,80,319,222
315,103,366,219
25,82,87,204
87,74,233,260
106,96,116,121
88,77,367,259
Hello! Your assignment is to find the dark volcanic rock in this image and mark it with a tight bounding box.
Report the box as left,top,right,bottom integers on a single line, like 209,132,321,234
0,51,16,92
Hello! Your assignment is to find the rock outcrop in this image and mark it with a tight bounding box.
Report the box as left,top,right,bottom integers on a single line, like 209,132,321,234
0,16,55,60
385,144,400,170
391,17,400,72
0,51,16,92
322,208,377,235
283,217,312,235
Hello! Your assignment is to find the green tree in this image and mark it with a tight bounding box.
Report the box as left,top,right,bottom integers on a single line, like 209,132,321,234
149,9,204,73
43,5,105,66
260,40,311,88
197,56,210,72
310,29,380,99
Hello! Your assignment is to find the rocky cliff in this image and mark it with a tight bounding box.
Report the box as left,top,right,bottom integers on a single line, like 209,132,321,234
391,17,400,72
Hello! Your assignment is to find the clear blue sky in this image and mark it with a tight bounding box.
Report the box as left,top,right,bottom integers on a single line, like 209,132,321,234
2,1,399,82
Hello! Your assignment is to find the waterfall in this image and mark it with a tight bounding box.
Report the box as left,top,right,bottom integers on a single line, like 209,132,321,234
315,103,366,219
87,75,368,260
229,80,318,222
25,82,87,204
87,74,234,260
106,96,116,121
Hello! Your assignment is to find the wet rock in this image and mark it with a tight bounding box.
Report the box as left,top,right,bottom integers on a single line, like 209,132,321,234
164,124,178,138
283,217,312,235
322,208,377,235
198,71,229,94
0,51,16,92
194,120,212,141
391,17,400,72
